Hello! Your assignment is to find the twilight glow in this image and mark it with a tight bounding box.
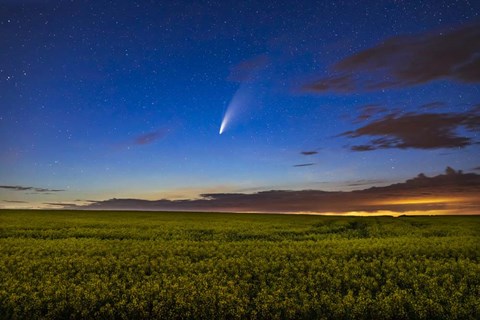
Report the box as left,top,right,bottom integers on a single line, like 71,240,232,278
0,1,479,214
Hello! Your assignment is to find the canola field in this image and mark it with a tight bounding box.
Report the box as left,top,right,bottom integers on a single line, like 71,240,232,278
0,210,479,319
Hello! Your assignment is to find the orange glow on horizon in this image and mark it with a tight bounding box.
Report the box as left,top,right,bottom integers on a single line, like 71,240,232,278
370,197,468,206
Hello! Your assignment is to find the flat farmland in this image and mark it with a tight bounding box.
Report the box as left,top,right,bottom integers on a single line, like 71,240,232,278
0,210,479,319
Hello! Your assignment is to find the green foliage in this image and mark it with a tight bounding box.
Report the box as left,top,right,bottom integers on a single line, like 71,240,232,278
0,210,479,319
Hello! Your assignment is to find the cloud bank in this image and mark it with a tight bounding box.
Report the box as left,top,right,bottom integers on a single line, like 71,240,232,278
64,168,480,215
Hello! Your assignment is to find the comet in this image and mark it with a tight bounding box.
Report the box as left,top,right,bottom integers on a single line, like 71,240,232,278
219,84,254,135
219,111,230,134
219,101,236,134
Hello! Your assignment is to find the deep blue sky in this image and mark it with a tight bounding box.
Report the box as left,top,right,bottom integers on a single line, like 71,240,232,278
1,0,479,209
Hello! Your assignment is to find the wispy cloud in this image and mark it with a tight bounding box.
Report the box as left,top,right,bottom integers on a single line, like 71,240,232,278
0,185,64,192
345,179,387,187
134,128,169,145
303,23,480,93
420,101,446,110
293,163,315,167
227,54,270,82
355,104,388,122
44,202,79,207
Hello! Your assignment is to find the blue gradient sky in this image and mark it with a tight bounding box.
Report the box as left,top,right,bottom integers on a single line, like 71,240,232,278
0,0,479,209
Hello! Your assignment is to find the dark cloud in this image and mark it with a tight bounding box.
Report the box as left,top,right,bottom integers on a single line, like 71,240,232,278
134,129,169,145
303,23,480,93
44,203,80,208
68,169,480,214
26,192,54,195
228,54,270,82
300,151,318,155
0,186,31,191
355,104,388,122
473,167,480,171
293,163,315,167
2,200,27,203
342,108,480,151
350,145,376,152
0,185,64,192
345,179,387,187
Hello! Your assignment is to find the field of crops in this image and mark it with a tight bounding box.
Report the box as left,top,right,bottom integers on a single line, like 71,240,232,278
0,210,479,319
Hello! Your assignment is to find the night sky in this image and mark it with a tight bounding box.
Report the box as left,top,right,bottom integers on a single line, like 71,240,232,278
1,0,479,214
